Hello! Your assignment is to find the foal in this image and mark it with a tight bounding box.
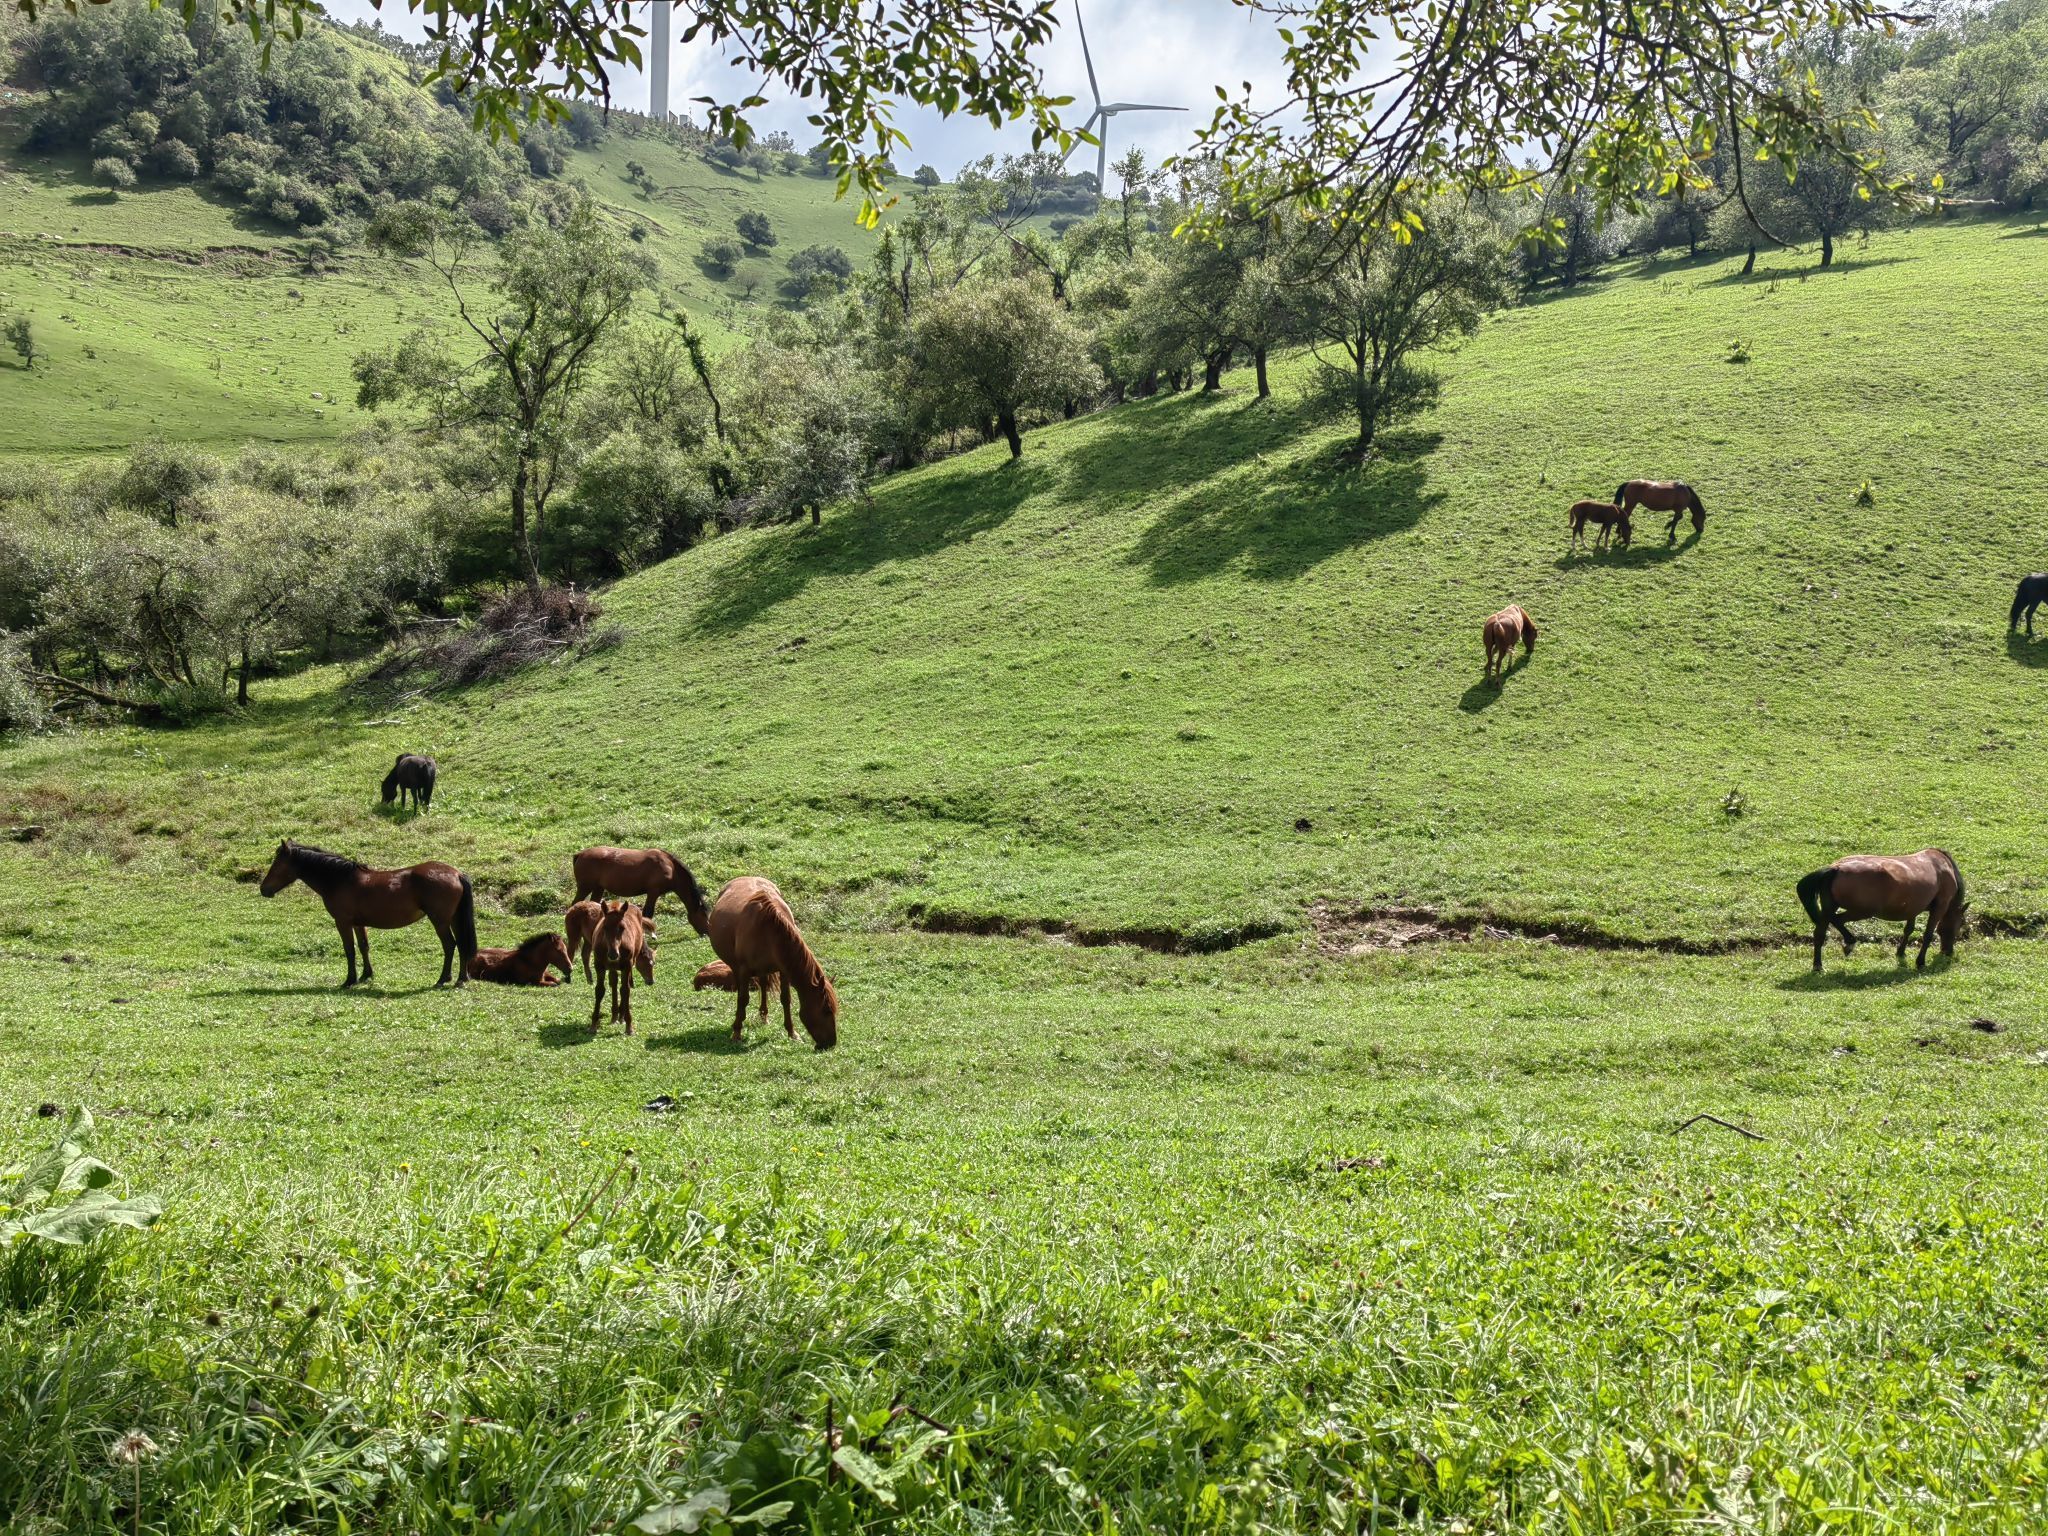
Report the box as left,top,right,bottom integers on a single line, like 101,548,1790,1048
589,900,655,1035
466,932,573,986
693,959,781,1029
1568,499,1631,551
1481,605,1537,682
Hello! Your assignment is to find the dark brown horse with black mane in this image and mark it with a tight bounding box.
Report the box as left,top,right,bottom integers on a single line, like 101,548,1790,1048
572,846,709,930
707,877,838,1050
381,754,437,812
1797,849,1966,973
466,932,572,986
1615,480,1707,541
259,840,477,987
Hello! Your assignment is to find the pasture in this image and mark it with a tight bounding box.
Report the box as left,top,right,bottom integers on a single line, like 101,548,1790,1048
6,213,2048,1529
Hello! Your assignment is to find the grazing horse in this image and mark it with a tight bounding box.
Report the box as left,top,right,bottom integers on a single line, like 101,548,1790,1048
1568,499,1632,551
1796,849,1967,973
1482,605,1538,682
589,900,655,1035
258,839,477,988
571,846,709,930
466,932,572,986
693,959,781,1028
2010,574,2048,638
1614,480,1707,541
707,877,838,1050
380,754,437,812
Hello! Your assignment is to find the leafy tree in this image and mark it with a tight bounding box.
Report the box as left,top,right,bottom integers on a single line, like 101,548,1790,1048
4,316,40,371
701,238,744,277
786,243,855,296
914,163,942,186
91,155,135,193
911,277,1101,459
1299,198,1512,456
354,199,653,589
547,433,717,578
736,210,777,250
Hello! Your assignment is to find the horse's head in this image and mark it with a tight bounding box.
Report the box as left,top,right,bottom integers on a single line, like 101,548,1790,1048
798,974,840,1051
258,841,298,898
543,933,572,978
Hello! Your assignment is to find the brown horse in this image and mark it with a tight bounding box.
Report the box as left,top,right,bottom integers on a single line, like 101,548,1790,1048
1615,479,1707,541
1797,849,1967,973
564,898,649,981
589,900,655,1035
258,840,477,988
571,846,710,930
693,959,781,1027
1482,605,1538,681
1568,499,1631,551
466,932,572,986
706,877,838,1050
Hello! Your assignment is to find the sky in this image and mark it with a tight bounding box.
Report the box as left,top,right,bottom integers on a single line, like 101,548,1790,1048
320,0,1298,189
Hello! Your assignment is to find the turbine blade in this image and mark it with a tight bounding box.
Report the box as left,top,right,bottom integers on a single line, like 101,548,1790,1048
1074,0,1102,107
1101,103,1186,114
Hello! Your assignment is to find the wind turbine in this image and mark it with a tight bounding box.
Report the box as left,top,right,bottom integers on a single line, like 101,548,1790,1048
649,2,672,121
1068,1,1183,198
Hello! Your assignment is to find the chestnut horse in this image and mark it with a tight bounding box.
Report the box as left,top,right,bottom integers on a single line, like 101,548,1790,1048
1614,479,1706,540
1482,605,1538,681
381,753,437,811
1568,499,1631,551
693,959,780,1028
466,932,572,986
589,900,655,1035
571,846,710,930
707,877,838,1050
258,840,477,988
1796,849,1967,973
564,898,649,981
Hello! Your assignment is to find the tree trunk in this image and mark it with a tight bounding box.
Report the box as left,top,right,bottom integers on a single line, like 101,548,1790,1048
1254,346,1270,398
809,505,821,527
1741,245,1757,276
510,454,541,593
1203,351,1227,392
1063,398,1078,420
1819,229,1834,268
236,632,252,706
998,409,1023,459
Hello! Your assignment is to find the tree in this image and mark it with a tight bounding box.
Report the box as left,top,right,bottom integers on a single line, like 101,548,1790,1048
1299,198,1512,457
701,238,744,277
914,163,942,186
911,277,1101,459
91,155,136,194
1744,33,1909,267
735,210,777,250
21,0,1922,234
353,198,652,589
4,316,40,371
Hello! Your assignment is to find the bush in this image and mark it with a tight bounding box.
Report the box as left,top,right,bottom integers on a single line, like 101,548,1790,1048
109,439,220,523
545,433,716,579
362,585,608,692
701,238,743,277
91,156,136,192
150,137,200,179
0,632,48,734
736,210,776,250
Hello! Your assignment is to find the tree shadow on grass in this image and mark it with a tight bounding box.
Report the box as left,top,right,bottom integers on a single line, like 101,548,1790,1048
1707,254,1911,287
691,457,1053,636
1116,418,1447,586
1998,225,2048,240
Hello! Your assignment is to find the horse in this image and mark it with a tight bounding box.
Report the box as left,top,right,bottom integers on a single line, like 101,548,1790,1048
466,932,572,986
564,899,607,981
2010,574,2048,638
589,900,655,1035
1796,849,1967,973
258,839,477,988
571,846,709,930
1614,480,1707,541
380,754,437,812
693,958,781,1028
1482,605,1538,682
1568,499,1631,551
706,877,838,1050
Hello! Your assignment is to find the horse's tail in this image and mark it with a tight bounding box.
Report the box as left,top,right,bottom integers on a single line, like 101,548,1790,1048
421,760,435,809
1796,867,1835,927
454,874,479,963
1613,482,1629,506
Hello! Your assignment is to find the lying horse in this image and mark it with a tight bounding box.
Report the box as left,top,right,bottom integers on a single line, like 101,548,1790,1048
381,753,437,812
259,839,477,988
466,932,572,986
2010,574,2048,638
707,877,838,1050
1568,499,1631,551
589,900,655,1035
571,846,709,930
1796,849,1966,973
694,958,781,1028
1482,605,1537,681
1615,480,1707,541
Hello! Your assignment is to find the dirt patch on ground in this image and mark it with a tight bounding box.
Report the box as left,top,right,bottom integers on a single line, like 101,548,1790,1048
1310,903,1533,956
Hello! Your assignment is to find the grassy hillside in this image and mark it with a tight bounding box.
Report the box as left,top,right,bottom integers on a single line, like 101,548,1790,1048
0,24,906,460
7,216,2048,1529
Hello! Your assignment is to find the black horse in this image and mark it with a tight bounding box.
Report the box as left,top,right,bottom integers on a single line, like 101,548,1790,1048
2010,574,2048,638
380,753,438,812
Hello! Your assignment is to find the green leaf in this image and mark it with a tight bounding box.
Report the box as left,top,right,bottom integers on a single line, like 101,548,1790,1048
631,1487,729,1534
830,1445,899,1504
14,1190,162,1247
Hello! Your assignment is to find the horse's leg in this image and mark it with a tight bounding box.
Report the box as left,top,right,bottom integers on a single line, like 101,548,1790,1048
1664,505,1679,541
642,892,658,920
731,976,749,1042
1896,915,1916,963
1917,902,1939,968
357,926,373,984
591,964,605,1032
338,920,359,988
432,913,454,987
780,977,795,1040
2029,600,2040,639
1831,916,1857,955
757,977,770,1027
1812,915,1827,972
621,970,634,1035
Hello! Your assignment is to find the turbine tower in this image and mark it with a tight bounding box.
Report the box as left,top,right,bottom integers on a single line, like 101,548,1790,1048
649,2,671,122
1070,1,1183,198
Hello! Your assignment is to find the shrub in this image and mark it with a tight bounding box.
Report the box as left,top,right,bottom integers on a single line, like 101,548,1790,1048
109,439,220,524
735,210,776,250
91,156,136,192
701,238,743,277
0,632,48,734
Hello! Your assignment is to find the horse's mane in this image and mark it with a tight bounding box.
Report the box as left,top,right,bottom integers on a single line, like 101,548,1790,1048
668,857,707,915
514,931,564,958
759,898,828,992
288,843,364,879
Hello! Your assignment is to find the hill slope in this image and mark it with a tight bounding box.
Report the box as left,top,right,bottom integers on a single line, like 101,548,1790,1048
5,216,2046,945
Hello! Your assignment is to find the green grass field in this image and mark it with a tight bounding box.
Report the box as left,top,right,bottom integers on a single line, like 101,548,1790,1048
7,208,2048,1528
